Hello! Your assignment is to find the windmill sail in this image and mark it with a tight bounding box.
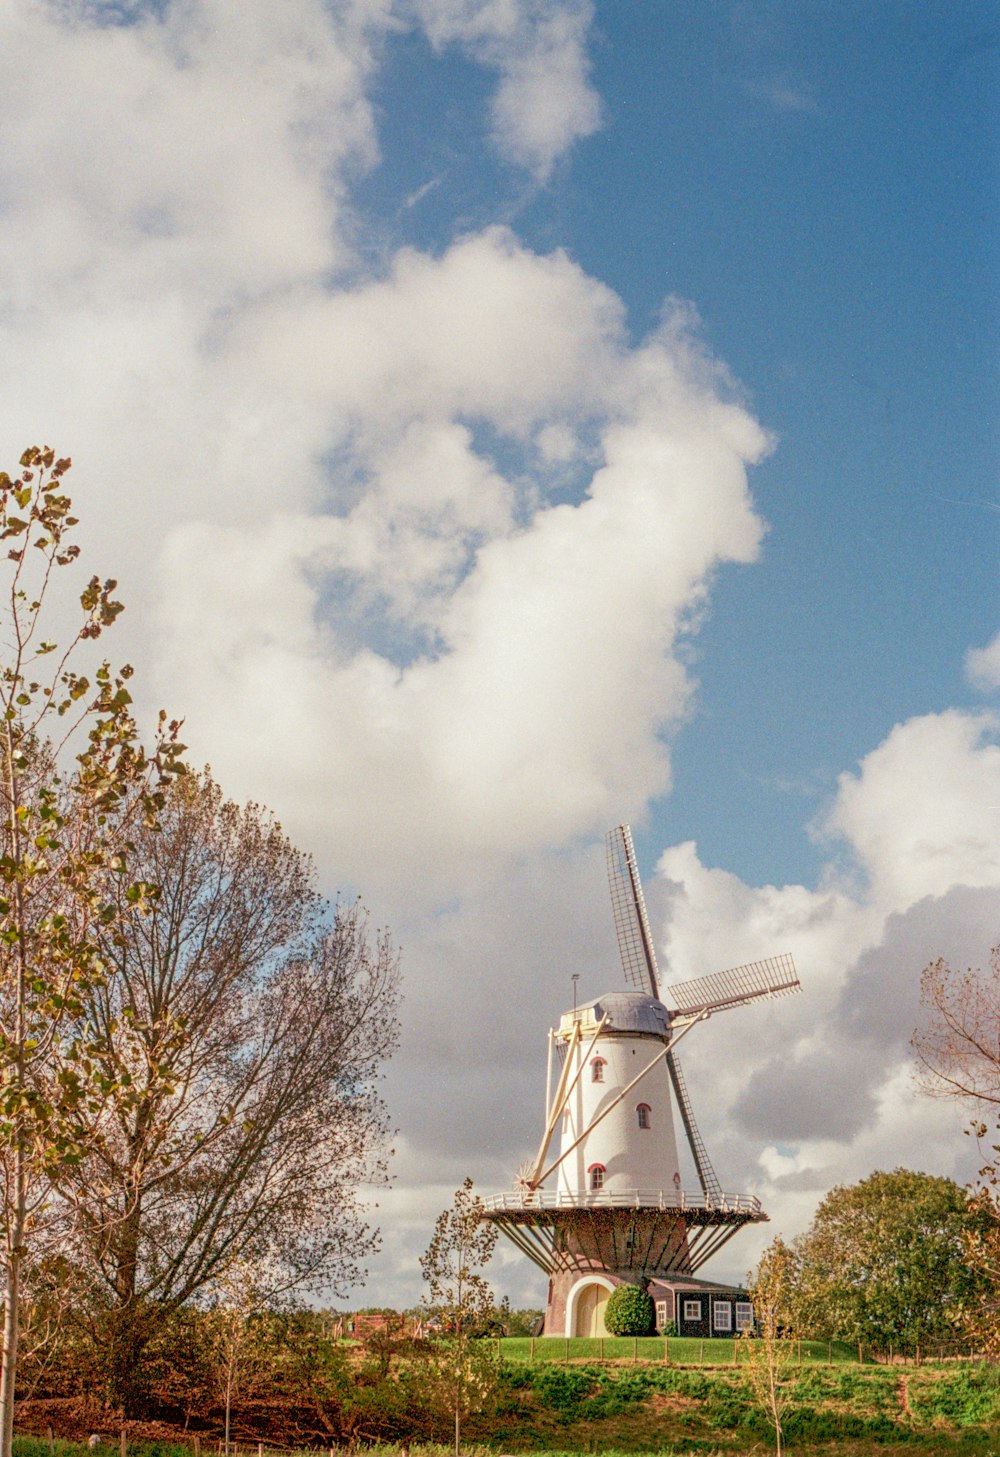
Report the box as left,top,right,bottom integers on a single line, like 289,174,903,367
665,953,799,1022
665,1048,722,1203
606,824,660,998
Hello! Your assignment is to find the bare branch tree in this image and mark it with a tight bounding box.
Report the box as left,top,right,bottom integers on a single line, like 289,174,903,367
914,947,1000,1356
914,949,1000,1112
57,771,399,1411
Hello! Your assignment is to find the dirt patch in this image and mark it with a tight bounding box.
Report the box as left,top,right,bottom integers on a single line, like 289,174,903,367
649,1391,698,1413
897,1375,911,1416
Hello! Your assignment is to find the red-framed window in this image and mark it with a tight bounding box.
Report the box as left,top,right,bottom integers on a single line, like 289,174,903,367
637,1103,651,1129
591,1056,606,1083
588,1163,606,1191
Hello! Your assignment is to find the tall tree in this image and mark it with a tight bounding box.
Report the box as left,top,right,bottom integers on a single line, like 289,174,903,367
786,1168,980,1352
914,948,1000,1355
419,1178,498,1457
59,770,399,1410
0,448,184,1456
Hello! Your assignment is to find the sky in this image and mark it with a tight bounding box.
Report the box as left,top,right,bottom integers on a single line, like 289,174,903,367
0,0,998,1309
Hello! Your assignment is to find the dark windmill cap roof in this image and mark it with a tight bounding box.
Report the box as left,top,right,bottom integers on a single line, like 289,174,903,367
581,990,671,1036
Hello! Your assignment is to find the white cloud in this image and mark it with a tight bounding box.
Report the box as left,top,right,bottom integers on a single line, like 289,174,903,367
820,711,1000,912
413,0,601,178
0,0,381,301
965,631,1000,691
128,225,769,897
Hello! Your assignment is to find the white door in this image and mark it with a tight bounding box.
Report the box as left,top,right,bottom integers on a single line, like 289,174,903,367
574,1282,610,1337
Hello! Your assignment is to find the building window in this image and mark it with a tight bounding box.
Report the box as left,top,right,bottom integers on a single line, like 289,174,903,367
735,1301,754,1332
637,1102,651,1129
588,1163,606,1191
713,1302,733,1333
591,1057,606,1083
682,1299,702,1322
655,1300,668,1330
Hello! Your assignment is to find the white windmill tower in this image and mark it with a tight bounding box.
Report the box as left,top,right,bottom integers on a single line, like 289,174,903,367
483,824,800,1337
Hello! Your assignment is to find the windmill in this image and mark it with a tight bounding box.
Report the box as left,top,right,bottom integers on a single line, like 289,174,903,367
482,824,800,1338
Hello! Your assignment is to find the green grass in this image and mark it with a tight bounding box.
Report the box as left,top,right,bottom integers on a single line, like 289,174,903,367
498,1334,860,1365
12,1445,195,1457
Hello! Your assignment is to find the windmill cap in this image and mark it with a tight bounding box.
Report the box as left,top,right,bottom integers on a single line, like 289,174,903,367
565,990,671,1037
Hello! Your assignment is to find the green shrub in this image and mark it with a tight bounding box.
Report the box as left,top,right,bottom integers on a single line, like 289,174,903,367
603,1283,654,1336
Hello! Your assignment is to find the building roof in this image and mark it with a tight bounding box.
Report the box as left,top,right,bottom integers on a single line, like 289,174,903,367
575,989,671,1036
647,1275,748,1296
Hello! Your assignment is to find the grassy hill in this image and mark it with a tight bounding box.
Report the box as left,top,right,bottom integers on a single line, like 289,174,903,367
13,1347,1000,1455
471,1360,1000,1453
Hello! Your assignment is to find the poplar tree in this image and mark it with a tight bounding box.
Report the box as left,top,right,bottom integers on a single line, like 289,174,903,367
420,1179,498,1456
0,448,184,1457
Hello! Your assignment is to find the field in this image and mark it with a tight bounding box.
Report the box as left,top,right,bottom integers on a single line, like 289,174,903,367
13,1352,1000,1457
498,1335,862,1365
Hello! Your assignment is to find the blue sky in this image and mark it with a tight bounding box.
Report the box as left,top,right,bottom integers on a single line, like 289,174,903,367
1,0,998,1308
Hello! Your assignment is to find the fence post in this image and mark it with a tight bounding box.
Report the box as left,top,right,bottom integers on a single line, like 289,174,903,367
699,1339,704,1366
564,1337,569,1363
600,1337,604,1361
797,1340,801,1364
120,1430,127,1457
530,1336,535,1361
858,1343,863,1366
46,1428,54,1453
632,1336,637,1364
663,1337,668,1365
194,1439,201,1457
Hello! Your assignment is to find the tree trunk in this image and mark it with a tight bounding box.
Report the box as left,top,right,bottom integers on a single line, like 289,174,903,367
0,1185,25,1457
103,1187,152,1415
0,730,26,1457
104,1309,153,1417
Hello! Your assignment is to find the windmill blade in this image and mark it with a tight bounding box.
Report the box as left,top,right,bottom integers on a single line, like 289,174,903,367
665,952,799,1022
665,1047,722,1203
605,824,660,998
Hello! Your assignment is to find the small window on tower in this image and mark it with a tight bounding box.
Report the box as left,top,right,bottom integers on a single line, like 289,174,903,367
589,1163,606,1191
591,1057,606,1083
637,1103,651,1129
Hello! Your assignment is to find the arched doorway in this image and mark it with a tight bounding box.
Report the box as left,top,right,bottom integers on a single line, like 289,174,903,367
569,1278,613,1336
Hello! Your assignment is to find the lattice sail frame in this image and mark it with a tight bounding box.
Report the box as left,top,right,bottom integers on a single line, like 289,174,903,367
606,824,660,997
604,825,800,1204
665,953,800,1023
